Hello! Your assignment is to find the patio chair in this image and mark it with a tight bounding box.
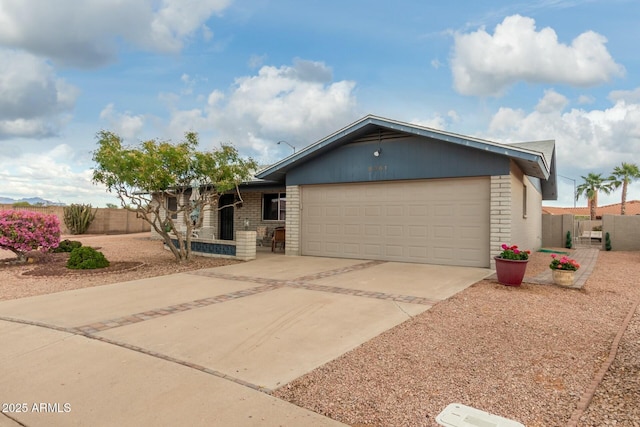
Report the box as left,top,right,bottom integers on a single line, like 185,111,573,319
272,227,285,252
256,226,267,246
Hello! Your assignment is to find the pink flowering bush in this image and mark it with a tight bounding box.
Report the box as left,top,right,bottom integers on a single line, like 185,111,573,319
549,254,580,271
0,210,60,261
498,243,531,261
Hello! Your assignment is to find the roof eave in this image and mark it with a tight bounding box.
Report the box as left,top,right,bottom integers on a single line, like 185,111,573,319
256,115,553,182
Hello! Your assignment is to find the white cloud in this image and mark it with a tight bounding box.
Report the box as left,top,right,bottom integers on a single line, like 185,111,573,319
99,104,145,140
162,59,358,161
487,89,640,172
0,144,114,205
577,95,595,105
0,0,231,67
451,15,624,96
248,54,267,69
535,89,568,114
0,49,78,139
411,110,460,130
485,89,640,206
609,87,640,103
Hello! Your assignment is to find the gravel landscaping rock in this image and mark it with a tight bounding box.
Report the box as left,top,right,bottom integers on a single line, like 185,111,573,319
273,250,640,427
1,235,638,427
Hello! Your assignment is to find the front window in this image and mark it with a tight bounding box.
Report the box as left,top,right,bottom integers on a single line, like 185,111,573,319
263,193,286,221
167,196,178,220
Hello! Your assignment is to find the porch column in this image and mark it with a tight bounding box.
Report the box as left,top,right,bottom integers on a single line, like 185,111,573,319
285,185,301,256
200,199,217,239
490,175,512,268
176,193,188,231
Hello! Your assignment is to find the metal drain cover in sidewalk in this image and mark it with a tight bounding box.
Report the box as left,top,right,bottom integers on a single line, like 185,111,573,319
436,403,525,427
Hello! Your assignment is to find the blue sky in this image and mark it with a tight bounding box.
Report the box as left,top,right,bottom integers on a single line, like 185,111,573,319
1,0,639,207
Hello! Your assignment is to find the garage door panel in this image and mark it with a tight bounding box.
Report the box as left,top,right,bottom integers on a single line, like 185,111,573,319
408,204,428,216
344,224,360,235
386,225,403,237
387,206,403,216
325,224,340,235
324,242,340,254
432,247,455,263
385,245,404,257
363,244,382,256
343,243,360,255
364,225,382,236
305,240,322,252
458,225,483,239
407,246,428,258
434,204,455,217
302,178,489,267
434,226,454,239
344,206,359,216
407,225,428,237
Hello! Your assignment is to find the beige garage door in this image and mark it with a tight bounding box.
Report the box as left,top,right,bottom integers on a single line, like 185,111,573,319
301,178,490,267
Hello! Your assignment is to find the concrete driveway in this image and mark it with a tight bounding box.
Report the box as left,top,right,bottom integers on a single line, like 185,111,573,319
0,253,491,427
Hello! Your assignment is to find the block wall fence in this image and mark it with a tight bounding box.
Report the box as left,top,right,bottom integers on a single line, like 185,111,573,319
0,204,150,235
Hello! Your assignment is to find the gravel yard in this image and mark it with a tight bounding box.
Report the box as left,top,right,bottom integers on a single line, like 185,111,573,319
0,233,241,301
1,234,638,426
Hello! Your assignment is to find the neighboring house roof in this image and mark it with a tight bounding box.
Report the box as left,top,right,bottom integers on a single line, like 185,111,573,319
256,115,556,194
542,200,640,216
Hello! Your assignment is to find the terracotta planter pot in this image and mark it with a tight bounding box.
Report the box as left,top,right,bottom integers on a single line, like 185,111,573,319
494,257,528,286
552,269,575,286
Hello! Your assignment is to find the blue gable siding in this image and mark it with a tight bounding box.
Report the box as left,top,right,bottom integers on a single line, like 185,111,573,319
287,135,511,185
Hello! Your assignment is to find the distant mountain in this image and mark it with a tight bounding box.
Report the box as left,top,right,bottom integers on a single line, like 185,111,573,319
0,196,66,206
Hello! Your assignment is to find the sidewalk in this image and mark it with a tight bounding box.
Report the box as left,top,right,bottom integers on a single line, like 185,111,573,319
525,248,599,289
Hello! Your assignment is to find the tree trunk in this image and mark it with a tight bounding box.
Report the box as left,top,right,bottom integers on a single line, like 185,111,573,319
621,180,628,215
590,192,597,220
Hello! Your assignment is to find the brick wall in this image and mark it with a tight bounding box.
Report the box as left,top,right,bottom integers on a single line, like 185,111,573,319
233,191,285,240
285,185,300,255
490,175,512,267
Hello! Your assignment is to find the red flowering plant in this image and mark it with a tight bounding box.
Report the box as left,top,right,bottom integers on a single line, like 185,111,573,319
498,244,531,261
549,254,580,271
0,210,60,262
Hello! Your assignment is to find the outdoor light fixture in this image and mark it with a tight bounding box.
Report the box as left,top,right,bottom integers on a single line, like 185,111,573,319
277,140,296,153
373,128,383,157
243,218,250,230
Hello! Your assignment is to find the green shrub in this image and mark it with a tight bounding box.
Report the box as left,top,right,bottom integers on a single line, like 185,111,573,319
53,239,82,253
565,231,572,249
63,204,97,235
66,246,110,270
605,232,612,251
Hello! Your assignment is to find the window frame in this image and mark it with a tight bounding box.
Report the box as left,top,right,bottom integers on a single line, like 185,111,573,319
167,196,178,220
262,192,286,221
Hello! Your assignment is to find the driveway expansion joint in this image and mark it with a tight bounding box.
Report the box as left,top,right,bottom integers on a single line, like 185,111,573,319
0,259,440,398
0,315,273,395
70,260,438,335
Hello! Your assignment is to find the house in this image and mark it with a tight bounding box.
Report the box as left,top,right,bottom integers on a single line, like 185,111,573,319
156,115,556,267
254,115,557,268
542,200,640,218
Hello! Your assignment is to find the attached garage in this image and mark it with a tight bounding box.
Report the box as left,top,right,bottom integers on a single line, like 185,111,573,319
256,115,557,268
301,178,489,267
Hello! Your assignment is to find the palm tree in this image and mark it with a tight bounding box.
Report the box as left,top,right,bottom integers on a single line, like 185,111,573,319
609,162,640,215
576,173,613,220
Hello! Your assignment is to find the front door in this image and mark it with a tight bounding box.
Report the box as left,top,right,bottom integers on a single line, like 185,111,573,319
219,194,234,240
